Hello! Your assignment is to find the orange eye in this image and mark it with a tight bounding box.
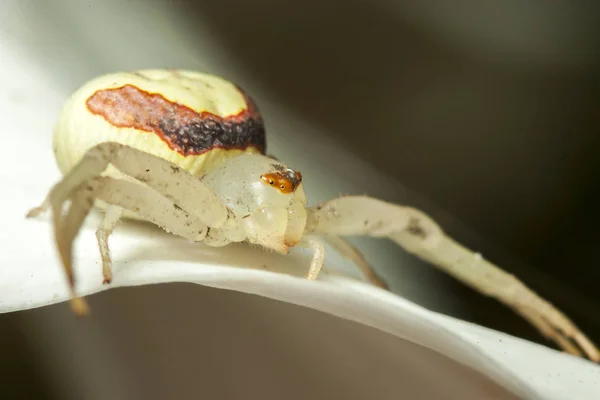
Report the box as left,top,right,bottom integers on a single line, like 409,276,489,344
260,171,302,194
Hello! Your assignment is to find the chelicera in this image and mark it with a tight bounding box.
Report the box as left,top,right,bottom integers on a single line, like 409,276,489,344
27,69,599,362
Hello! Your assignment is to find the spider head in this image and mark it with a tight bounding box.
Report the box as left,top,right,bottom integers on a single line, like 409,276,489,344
202,153,308,252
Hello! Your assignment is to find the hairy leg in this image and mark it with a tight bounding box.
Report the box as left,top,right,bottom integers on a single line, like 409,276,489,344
27,142,228,227
306,195,599,362
28,175,209,316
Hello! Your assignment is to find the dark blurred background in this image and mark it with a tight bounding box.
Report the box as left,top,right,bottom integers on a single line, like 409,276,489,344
169,0,600,347
1,0,599,398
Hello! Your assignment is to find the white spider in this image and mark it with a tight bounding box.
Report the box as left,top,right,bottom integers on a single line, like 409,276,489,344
26,69,598,362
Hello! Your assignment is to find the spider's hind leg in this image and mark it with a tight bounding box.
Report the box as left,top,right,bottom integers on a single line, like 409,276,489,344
25,142,231,315
29,173,210,316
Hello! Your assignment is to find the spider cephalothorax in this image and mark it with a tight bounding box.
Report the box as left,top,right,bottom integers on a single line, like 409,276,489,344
199,152,308,252
27,69,599,362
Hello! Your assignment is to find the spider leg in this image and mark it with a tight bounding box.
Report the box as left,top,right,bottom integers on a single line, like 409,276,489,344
296,238,326,280
27,142,228,227
96,205,124,285
516,307,583,358
93,177,208,241
323,235,388,289
306,195,600,362
54,182,96,316
30,173,210,316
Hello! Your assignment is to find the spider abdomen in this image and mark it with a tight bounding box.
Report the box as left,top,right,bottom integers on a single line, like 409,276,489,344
53,69,266,178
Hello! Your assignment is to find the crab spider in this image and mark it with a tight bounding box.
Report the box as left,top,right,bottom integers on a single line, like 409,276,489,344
26,69,599,362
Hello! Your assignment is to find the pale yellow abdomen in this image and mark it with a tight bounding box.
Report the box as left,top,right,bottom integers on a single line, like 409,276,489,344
53,69,266,179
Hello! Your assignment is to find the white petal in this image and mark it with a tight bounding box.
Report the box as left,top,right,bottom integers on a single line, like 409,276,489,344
3,176,600,399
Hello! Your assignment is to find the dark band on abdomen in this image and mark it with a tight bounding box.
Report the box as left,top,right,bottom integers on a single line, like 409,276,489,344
86,84,266,156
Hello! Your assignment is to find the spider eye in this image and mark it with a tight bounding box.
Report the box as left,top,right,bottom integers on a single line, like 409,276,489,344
260,172,300,194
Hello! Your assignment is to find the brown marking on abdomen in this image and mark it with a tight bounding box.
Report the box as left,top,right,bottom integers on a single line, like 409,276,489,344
86,84,266,156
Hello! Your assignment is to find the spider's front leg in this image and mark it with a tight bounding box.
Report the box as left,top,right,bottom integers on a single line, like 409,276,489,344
305,195,600,362
26,142,228,315
296,239,326,280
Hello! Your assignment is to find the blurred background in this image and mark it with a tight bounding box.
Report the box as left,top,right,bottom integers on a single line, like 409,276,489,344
1,0,599,398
